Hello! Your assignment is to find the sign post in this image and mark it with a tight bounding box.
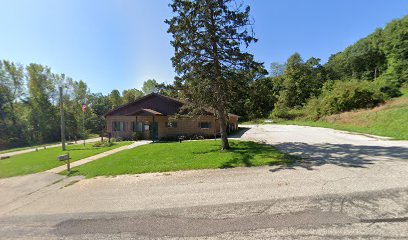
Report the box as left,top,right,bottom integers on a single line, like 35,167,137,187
57,153,71,172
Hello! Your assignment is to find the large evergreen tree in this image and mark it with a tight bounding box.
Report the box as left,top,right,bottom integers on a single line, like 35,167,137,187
166,0,263,150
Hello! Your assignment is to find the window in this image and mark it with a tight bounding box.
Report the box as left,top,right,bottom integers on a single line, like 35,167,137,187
132,122,143,132
166,121,177,128
112,121,125,132
144,124,150,131
199,122,211,129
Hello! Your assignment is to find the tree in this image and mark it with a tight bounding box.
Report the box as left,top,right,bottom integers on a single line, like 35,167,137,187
381,16,408,85
88,93,112,134
244,77,276,119
269,62,285,77
142,79,159,95
272,53,325,118
156,83,180,98
109,89,123,109
26,63,59,143
166,0,263,150
122,88,144,103
0,60,24,126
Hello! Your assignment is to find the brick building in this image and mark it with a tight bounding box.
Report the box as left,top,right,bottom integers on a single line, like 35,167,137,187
104,93,238,140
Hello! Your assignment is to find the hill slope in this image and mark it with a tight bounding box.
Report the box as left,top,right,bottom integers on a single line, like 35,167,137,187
282,92,408,140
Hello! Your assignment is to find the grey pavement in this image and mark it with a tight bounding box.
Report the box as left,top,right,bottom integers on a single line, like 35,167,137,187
0,124,407,239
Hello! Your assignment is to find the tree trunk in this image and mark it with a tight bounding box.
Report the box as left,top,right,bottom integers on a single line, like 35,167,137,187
218,109,230,150
207,5,229,151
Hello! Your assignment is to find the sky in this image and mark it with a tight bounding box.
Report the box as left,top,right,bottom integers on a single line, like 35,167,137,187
0,0,407,95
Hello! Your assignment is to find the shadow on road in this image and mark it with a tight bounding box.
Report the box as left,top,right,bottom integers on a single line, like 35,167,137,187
228,127,250,138
269,142,408,172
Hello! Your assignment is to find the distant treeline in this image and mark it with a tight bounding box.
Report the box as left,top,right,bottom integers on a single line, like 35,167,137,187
1,15,407,149
231,14,408,120
0,62,164,149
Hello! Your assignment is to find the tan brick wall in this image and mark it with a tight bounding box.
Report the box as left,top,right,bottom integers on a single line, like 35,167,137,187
157,115,219,138
106,114,238,139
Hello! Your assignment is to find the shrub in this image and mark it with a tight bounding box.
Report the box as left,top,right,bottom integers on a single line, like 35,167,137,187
92,140,114,148
132,132,144,141
401,82,408,95
159,134,213,142
304,79,393,118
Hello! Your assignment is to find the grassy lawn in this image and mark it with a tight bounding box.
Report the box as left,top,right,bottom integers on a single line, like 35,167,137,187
0,141,132,178
0,134,100,154
66,140,295,178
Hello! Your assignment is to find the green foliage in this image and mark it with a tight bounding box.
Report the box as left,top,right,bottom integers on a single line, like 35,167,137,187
271,53,325,118
269,15,408,121
269,62,285,77
326,30,386,81
26,63,59,144
302,79,400,119
92,140,114,148
122,88,144,103
166,0,264,150
326,15,408,85
142,79,159,95
132,132,144,141
0,57,172,150
109,89,123,109
243,77,276,119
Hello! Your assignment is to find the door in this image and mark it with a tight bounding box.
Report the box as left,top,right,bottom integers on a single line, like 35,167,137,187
150,122,158,141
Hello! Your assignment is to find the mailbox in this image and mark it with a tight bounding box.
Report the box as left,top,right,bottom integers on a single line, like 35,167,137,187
57,154,70,161
57,153,71,172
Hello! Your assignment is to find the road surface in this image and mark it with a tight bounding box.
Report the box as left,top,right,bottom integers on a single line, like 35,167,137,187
0,124,407,239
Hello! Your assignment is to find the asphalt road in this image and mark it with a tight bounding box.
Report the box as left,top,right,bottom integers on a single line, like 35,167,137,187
1,124,408,239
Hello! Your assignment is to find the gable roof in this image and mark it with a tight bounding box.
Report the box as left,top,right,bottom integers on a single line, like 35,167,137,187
125,108,164,116
104,93,185,117
104,92,238,118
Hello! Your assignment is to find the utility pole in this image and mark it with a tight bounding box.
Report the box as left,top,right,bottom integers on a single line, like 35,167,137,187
83,108,85,146
82,102,86,146
59,86,66,151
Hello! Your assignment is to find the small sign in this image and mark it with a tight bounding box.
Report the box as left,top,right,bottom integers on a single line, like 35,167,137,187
57,154,70,161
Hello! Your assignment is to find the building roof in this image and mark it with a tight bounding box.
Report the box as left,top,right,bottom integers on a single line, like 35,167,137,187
104,93,238,118
104,93,184,117
125,108,164,116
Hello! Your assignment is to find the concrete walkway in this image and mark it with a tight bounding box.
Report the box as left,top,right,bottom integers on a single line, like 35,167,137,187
46,140,151,173
0,137,101,158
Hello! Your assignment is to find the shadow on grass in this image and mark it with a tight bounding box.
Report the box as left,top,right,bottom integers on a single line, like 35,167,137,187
66,170,79,176
268,142,408,173
67,145,115,151
219,141,297,169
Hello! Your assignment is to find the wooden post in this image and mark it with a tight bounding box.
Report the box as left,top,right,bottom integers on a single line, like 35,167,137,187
152,115,155,143
67,160,70,172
